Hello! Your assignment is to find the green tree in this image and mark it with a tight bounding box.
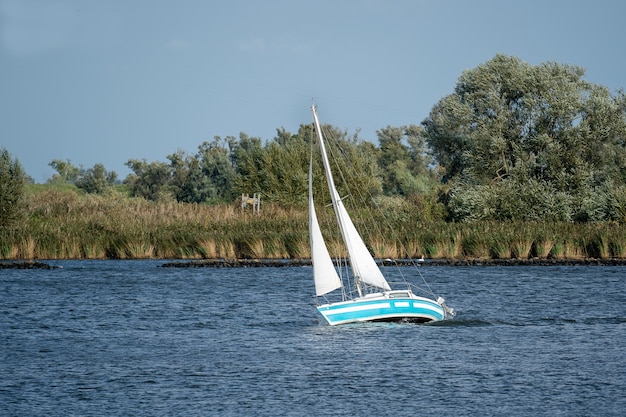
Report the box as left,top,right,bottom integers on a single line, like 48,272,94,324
0,148,27,229
377,126,409,195
166,149,196,202
377,125,435,196
423,54,626,221
405,125,431,171
259,127,310,206
75,163,118,194
48,159,82,184
194,136,238,203
126,137,240,204
233,132,264,195
124,159,174,201
166,137,239,204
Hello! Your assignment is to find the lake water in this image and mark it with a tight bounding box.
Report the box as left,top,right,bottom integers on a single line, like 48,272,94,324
1,261,625,416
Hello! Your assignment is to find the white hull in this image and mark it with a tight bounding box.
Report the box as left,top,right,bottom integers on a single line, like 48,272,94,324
317,290,446,326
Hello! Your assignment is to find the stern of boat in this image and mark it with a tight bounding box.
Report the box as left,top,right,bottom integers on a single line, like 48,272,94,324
437,296,456,319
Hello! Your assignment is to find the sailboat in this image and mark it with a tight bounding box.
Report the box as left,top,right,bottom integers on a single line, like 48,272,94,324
309,104,454,325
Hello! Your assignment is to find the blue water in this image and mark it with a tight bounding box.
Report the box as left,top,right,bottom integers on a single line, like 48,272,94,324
1,261,625,416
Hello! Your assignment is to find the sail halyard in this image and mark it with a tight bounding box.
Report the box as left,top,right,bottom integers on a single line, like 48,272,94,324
309,154,343,296
311,105,391,292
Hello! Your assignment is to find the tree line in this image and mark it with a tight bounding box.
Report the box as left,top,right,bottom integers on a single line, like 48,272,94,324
45,124,434,209
2,54,626,228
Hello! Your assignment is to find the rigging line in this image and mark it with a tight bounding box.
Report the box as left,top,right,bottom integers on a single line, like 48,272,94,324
386,258,435,297
322,122,388,242
320,124,410,290
321,121,396,250
320,121,437,298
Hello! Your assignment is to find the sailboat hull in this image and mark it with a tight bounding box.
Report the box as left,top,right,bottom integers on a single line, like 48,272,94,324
317,291,445,326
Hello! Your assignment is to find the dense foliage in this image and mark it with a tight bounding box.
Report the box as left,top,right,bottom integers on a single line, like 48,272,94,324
0,148,27,229
423,54,626,222
377,125,435,196
48,159,118,194
122,123,430,211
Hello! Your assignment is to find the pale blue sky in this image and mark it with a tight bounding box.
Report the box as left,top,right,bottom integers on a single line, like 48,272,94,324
1,0,625,182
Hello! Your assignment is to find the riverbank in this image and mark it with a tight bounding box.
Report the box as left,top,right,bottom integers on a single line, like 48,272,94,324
160,258,626,267
5,258,626,269
0,261,62,269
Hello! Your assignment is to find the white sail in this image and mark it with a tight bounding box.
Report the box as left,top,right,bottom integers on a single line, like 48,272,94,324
311,105,391,291
309,156,343,296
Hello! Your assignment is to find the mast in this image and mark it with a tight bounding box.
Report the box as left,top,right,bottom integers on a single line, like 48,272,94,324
311,105,390,293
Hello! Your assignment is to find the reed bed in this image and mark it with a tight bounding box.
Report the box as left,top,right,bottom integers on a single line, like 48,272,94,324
3,187,626,260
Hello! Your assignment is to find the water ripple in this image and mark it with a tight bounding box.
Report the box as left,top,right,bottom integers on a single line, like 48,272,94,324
1,261,624,416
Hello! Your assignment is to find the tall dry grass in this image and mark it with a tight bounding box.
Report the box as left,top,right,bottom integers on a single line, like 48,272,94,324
3,187,626,260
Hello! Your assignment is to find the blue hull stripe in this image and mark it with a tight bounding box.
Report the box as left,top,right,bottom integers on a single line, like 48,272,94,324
317,298,444,325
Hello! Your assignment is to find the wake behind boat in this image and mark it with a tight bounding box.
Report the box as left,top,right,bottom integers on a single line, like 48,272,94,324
309,104,454,325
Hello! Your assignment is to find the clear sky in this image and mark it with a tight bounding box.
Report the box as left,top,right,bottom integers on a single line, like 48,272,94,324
1,0,625,183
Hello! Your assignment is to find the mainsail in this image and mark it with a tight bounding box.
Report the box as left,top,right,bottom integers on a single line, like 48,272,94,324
311,105,391,292
309,155,342,296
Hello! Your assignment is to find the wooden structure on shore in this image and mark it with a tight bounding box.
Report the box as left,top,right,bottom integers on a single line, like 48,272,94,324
241,193,261,215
